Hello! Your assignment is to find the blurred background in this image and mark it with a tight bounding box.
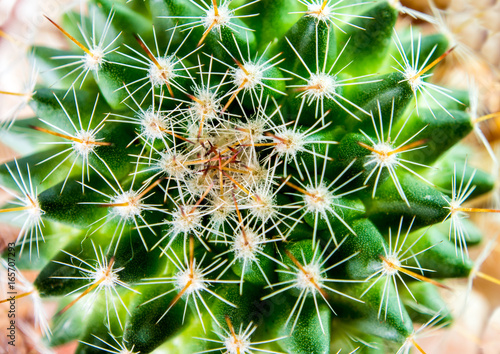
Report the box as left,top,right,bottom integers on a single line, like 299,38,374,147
0,0,499,352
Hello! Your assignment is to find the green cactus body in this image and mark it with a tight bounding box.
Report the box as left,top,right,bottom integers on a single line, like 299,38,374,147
0,1,497,353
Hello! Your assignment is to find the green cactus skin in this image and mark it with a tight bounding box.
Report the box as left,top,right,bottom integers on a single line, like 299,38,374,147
0,1,497,353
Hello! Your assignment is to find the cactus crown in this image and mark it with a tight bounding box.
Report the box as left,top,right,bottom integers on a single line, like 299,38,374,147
0,1,498,353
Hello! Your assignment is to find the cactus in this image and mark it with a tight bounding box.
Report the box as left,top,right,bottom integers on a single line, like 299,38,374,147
0,1,498,353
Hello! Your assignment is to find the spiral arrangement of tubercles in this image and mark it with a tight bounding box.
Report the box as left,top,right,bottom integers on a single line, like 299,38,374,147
1,1,500,354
